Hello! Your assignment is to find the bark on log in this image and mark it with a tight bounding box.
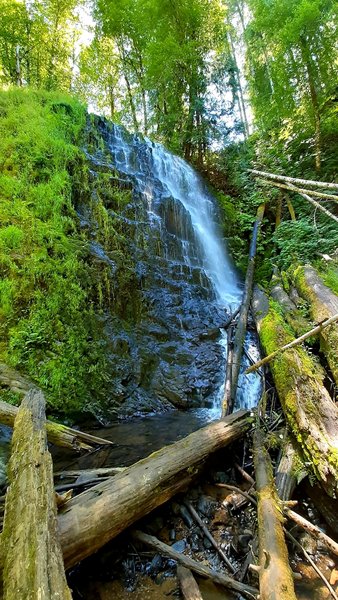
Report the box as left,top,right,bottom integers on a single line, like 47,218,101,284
132,530,258,599
1,389,71,599
294,265,338,385
252,286,338,497
177,566,203,600
270,275,311,337
253,427,297,600
248,169,338,191
58,410,252,569
222,204,265,416
303,480,338,536
0,399,113,452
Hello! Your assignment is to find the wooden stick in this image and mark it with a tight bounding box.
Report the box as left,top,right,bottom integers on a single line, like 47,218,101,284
235,462,255,486
245,313,338,374
216,483,257,506
258,178,338,202
285,530,338,600
1,389,72,599
248,169,338,191
177,566,203,600
222,204,265,416
131,530,258,599
184,500,235,573
285,507,338,558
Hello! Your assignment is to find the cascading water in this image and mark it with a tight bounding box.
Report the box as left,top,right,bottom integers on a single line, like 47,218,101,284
88,120,261,418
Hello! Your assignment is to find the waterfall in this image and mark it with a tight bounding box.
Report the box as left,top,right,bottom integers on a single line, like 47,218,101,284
87,120,261,417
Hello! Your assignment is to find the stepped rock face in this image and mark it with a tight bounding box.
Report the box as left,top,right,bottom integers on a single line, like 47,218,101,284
76,117,241,420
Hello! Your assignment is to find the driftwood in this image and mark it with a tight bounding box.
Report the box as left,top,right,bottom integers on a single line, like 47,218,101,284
177,566,203,600
248,169,338,191
294,264,338,385
245,312,338,374
222,204,265,416
57,410,252,568
1,389,71,599
252,286,338,497
253,427,296,600
0,399,113,452
131,530,258,599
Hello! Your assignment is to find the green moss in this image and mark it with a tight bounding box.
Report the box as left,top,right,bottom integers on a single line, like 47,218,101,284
259,302,338,490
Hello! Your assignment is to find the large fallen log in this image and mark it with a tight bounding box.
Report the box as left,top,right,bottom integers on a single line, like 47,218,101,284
253,427,297,600
1,389,72,599
0,399,113,452
58,410,252,568
252,286,338,497
294,264,338,385
222,203,265,416
248,168,338,191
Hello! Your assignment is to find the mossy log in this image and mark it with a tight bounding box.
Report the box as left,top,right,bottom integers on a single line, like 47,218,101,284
270,274,311,337
58,410,252,569
253,427,297,600
252,287,338,497
294,264,338,385
1,389,72,599
0,399,113,452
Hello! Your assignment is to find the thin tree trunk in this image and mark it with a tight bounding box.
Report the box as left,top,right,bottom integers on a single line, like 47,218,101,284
300,38,321,171
1,389,71,599
259,179,338,202
15,45,21,86
248,169,338,191
222,204,265,416
58,410,251,568
227,29,249,137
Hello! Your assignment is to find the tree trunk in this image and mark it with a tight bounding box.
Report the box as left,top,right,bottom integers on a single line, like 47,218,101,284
275,439,298,501
259,179,338,202
300,38,321,172
222,204,265,415
253,427,297,600
294,264,338,385
0,399,114,452
252,286,338,497
1,389,71,599
58,410,251,568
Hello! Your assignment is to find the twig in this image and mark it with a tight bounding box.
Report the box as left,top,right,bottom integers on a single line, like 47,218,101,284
216,484,257,506
285,530,338,600
285,508,338,558
184,500,236,573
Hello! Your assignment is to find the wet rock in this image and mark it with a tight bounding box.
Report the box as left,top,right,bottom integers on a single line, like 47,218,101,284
171,539,186,553
179,505,194,528
197,495,217,518
203,537,213,550
146,554,163,576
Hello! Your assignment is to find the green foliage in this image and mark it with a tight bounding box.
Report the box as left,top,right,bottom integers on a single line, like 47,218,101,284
273,219,338,269
0,88,114,416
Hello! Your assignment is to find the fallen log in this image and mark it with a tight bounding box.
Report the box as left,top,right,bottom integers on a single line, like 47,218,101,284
55,467,125,479
294,264,338,385
270,273,312,337
248,169,338,191
252,287,338,497
245,312,338,374
131,530,258,599
177,566,203,600
1,389,71,599
222,204,265,416
0,399,114,452
258,178,338,202
253,427,297,600
58,410,252,568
